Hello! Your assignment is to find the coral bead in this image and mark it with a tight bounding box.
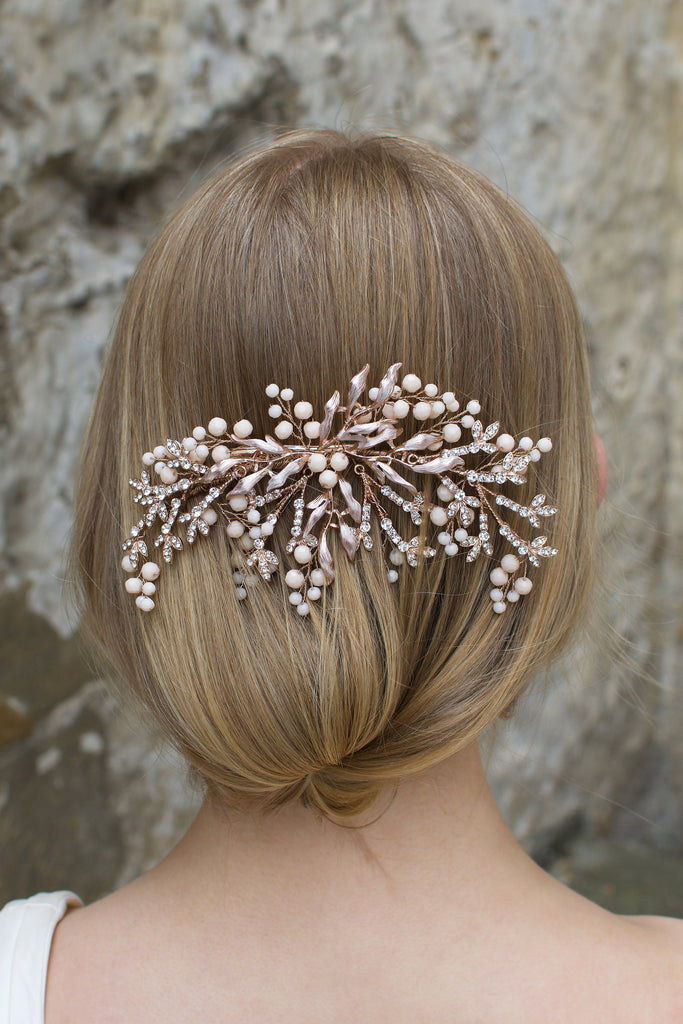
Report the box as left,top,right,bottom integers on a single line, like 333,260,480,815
424,383,438,397
466,400,481,415
229,496,248,511
226,521,244,538
402,374,422,393
212,445,230,462
506,590,520,603
201,509,218,525
393,399,410,418
330,452,348,471
268,404,282,418
142,581,156,596
413,402,431,420
490,567,508,587
294,401,313,419
265,383,279,398
310,569,326,587
153,445,168,459
308,452,327,472
496,434,516,452
274,421,294,439
429,506,448,526
319,469,338,489
289,591,303,605
429,401,445,417
297,602,310,616
492,601,506,614
461,414,474,429
125,577,143,594
182,437,197,452
121,556,136,573
141,562,161,581
437,531,450,545
489,588,504,602
514,577,533,595
537,437,553,453
135,595,155,612
501,554,520,573
444,543,458,556
529,449,541,462
294,545,312,564
304,420,321,438
233,419,253,438
519,436,534,451
246,508,260,524
208,417,227,436
192,426,206,441
437,485,452,502
442,423,461,443
280,387,294,401
285,569,305,589
142,451,155,466
306,587,321,601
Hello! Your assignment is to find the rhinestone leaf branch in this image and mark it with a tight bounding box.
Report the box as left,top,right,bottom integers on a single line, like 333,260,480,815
122,364,557,616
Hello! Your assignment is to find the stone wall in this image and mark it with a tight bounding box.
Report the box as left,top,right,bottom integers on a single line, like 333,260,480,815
1,0,681,901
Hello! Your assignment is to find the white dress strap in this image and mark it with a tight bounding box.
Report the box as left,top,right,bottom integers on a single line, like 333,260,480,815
0,891,82,1024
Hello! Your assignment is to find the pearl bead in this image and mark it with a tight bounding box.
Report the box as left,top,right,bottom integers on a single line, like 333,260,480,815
286,569,305,588
442,423,461,443
437,531,450,545
501,554,520,573
489,588,504,602
437,484,452,501
226,521,244,538
297,602,310,616
514,577,533,595
402,373,421,393
424,383,438,397
294,400,313,419
159,467,178,484
330,451,348,471
461,414,474,429
236,586,247,600
142,451,155,466
280,387,294,401
387,569,399,583
368,387,379,400
304,420,321,438
308,452,327,472
289,590,303,605
154,462,165,476
193,426,206,441
319,469,338,489
466,400,481,415
429,400,445,417
229,496,248,511
121,555,136,573
445,398,460,413
496,433,515,452
182,436,197,452
249,526,261,539
454,529,468,543
233,419,253,438
310,569,326,587
294,545,312,564
135,595,155,612
413,401,431,420
393,399,410,418
246,508,260,524
537,437,552,453
382,403,395,418
506,590,520,603
389,550,404,565
212,445,230,462
153,445,168,459
265,383,279,398
444,543,458,556
490,567,508,587
529,448,541,462
141,561,161,581
201,508,218,525
268,404,282,418
233,571,243,583
142,581,156,596
240,535,254,550
261,522,274,536
208,417,227,436
125,577,143,594
492,601,506,614
519,436,533,451
429,506,448,526
441,392,456,406
274,421,294,439
195,444,209,461
307,586,321,601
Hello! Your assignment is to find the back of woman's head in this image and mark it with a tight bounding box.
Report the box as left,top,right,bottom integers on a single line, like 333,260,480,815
71,129,598,819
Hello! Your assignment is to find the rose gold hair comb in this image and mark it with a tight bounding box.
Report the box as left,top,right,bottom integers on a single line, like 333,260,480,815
122,364,557,616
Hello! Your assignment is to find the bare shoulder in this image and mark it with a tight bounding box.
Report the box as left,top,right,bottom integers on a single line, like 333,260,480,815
619,913,683,1021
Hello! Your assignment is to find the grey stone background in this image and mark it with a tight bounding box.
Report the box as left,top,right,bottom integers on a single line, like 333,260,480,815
0,0,681,906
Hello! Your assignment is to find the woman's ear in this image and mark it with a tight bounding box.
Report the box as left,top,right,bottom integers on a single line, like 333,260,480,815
594,433,608,507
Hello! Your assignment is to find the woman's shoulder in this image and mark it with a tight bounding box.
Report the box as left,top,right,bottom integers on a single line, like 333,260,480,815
602,912,683,1023
0,891,82,1024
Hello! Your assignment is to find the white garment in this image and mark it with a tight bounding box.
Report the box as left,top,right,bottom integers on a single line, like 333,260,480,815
0,891,82,1024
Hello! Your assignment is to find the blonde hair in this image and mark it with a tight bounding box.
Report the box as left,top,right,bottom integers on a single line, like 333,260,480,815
71,129,598,820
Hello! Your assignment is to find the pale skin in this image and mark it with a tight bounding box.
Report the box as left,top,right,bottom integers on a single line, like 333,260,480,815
45,436,683,1023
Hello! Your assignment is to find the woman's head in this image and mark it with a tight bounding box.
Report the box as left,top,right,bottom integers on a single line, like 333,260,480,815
71,129,598,819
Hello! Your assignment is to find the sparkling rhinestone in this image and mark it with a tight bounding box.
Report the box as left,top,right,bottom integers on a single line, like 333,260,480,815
360,522,371,533
362,536,373,549
519,545,528,554
381,518,392,530
398,541,409,552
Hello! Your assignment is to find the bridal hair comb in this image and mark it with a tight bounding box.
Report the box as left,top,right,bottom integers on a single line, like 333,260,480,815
121,363,557,617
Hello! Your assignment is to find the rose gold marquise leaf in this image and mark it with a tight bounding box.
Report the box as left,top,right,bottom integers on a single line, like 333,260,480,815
337,477,362,522
319,391,341,442
346,365,370,410
204,458,242,482
373,362,402,406
375,461,418,494
403,453,464,474
266,458,306,492
318,529,335,581
355,424,400,450
248,437,284,454
227,466,272,496
339,521,361,560
401,432,440,451
303,500,330,535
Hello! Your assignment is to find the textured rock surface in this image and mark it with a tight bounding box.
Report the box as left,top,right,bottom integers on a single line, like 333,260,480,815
0,0,681,896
